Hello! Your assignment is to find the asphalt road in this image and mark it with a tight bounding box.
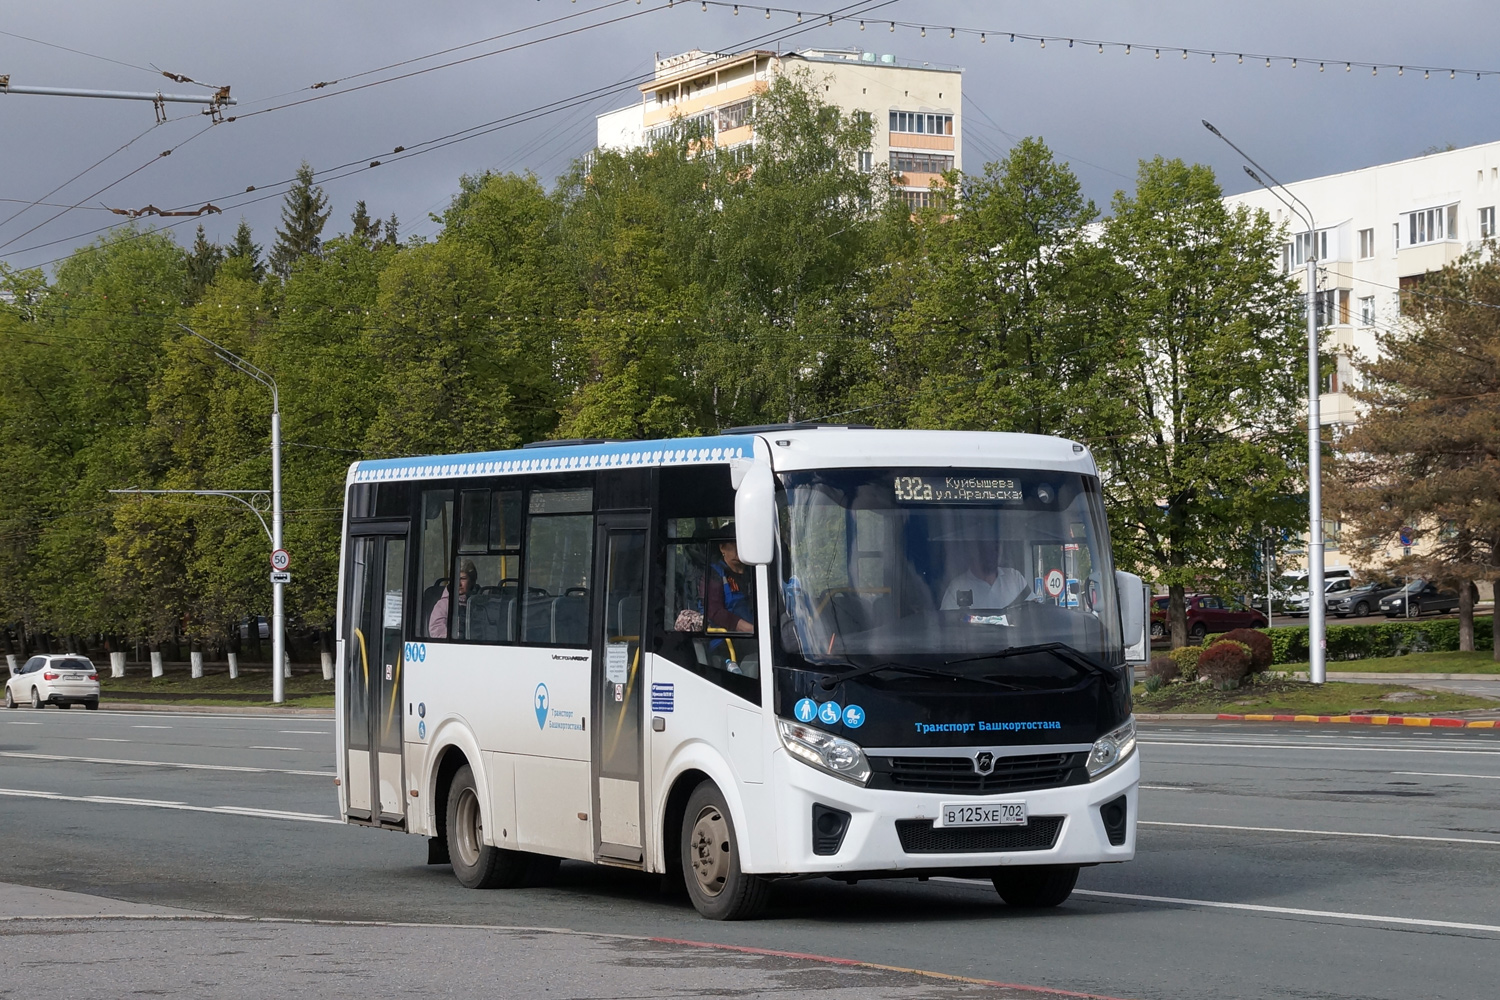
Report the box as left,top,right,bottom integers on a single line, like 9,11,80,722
1,708,1497,999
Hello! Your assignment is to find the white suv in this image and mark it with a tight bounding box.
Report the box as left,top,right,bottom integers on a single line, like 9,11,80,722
5,655,100,710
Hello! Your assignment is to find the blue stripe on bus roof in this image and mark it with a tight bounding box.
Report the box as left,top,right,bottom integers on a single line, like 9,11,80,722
351,434,757,483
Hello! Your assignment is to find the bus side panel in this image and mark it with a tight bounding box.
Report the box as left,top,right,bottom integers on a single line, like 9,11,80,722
648,656,771,874
404,643,592,859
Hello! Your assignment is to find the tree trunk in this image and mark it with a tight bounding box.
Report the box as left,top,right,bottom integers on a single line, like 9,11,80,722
1459,581,1476,652
1168,583,1188,649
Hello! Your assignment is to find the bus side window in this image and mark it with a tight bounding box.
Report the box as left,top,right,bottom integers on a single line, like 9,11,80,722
452,489,523,643
521,488,594,646
417,490,454,639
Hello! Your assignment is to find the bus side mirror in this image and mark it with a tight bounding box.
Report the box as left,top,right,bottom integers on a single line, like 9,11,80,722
734,462,776,566
1116,571,1148,664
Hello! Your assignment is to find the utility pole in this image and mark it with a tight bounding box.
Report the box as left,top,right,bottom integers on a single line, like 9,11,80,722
0,78,236,107
1203,120,1326,684
177,325,286,704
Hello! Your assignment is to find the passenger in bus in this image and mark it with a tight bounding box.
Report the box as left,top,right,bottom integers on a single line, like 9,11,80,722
427,560,478,638
706,534,755,633
941,539,1028,611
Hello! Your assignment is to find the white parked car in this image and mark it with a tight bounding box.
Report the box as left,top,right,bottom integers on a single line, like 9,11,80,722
5,655,99,710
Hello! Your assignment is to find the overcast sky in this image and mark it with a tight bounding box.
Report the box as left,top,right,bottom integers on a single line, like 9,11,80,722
2,1,1496,273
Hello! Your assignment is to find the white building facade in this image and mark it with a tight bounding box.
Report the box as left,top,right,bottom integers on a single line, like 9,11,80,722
596,47,962,210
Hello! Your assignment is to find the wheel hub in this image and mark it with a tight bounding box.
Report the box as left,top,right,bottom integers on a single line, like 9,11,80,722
688,805,731,897
454,787,483,868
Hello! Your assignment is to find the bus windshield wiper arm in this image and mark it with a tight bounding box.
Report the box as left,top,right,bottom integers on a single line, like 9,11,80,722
818,661,1027,691
945,642,1121,685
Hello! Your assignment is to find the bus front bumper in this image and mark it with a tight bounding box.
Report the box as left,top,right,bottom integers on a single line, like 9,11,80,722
762,749,1138,875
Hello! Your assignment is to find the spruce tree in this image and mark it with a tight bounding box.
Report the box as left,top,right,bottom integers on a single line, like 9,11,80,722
268,161,331,278
350,200,382,247
186,224,225,298
225,219,264,281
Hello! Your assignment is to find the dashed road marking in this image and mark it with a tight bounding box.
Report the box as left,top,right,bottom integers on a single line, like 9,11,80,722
0,787,340,824
1141,819,1500,847
0,750,330,778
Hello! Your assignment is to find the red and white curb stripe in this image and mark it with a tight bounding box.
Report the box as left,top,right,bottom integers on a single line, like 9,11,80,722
1215,713,1497,728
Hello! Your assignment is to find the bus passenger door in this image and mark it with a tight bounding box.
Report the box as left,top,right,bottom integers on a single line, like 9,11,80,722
591,514,650,866
344,531,408,827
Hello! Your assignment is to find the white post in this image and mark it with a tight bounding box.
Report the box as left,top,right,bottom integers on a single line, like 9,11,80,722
150,650,164,678
5,654,16,674
283,652,292,679
227,652,239,679
321,649,333,681
110,651,126,678
1307,253,1326,685
190,650,204,679
271,403,285,705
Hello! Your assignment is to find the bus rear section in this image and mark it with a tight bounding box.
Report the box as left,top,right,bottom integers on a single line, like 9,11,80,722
335,429,1146,919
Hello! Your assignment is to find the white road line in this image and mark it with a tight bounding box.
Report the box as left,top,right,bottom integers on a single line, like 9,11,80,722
131,725,171,729
0,750,331,778
6,721,41,725
1141,820,1500,847
0,787,340,824
1394,770,1500,781
248,745,306,752
1074,889,1500,936
1138,785,1186,790
278,730,327,735
1142,739,1500,757
86,738,129,743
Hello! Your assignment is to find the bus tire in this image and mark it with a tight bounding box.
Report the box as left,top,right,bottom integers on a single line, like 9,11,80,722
680,780,767,920
992,865,1079,908
445,764,529,889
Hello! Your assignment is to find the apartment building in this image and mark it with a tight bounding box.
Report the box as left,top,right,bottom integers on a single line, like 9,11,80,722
596,47,962,209
1224,140,1500,576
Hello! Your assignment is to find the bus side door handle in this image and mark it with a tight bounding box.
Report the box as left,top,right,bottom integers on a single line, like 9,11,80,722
652,716,666,732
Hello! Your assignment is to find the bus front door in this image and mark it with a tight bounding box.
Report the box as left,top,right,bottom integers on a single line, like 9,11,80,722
343,532,408,828
591,514,649,866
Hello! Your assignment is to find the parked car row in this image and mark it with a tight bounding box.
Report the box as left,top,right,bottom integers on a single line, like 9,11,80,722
5,654,100,709
1150,595,1268,643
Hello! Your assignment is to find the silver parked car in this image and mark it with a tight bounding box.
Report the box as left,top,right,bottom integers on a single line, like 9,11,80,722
5,655,100,710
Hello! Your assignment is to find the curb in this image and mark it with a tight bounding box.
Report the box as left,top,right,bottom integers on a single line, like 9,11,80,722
1296,671,1500,682
1214,712,1497,729
96,703,333,717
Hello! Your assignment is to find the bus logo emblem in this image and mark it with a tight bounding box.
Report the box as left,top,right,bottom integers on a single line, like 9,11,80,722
534,684,549,730
974,752,995,774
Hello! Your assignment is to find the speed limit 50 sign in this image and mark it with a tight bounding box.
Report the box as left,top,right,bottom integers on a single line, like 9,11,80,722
270,548,291,572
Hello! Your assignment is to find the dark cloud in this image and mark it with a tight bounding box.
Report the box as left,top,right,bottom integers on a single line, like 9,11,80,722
1,1,1495,270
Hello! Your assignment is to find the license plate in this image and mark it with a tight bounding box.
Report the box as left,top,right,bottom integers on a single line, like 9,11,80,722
937,801,1027,828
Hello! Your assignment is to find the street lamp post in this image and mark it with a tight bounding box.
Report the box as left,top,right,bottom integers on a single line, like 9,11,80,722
1202,121,1326,684
178,325,286,704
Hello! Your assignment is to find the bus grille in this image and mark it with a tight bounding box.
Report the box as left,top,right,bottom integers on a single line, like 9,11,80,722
871,753,1086,795
895,817,1063,854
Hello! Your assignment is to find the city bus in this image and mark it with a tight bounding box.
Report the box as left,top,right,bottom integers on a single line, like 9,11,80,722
335,426,1147,920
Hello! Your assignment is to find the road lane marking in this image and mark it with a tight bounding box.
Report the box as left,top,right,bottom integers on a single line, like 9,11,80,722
0,750,331,778
86,738,129,743
6,721,41,725
249,745,306,752
0,787,340,824
1142,739,1500,756
1073,888,1500,936
278,730,327,735
131,725,171,729
1138,785,1185,790
1141,820,1500,847
1394,770,1500,781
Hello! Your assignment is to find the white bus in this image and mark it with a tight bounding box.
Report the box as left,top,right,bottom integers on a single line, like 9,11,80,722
336,427,1147,920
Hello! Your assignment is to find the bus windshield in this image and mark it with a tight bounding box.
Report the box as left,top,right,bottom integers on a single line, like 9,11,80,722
776,468,1121,671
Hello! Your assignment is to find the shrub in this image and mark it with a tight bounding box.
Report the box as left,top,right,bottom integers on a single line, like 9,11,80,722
1219,628,1274,671
1265,615,1495,664
1168,645,1202,682
1197,640,1251,687
1144,674,1164,694
1144,655,1180,681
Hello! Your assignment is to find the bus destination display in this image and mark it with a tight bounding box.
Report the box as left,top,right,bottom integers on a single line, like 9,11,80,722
893,474,1024,504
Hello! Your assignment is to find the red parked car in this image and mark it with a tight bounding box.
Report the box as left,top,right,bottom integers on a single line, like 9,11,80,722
1150,595,1268,644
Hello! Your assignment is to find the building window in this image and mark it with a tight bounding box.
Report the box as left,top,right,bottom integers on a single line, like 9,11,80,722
1398,273,1428,314
858,150,873,173
900,189,942,210
890,151,955,175
1403,204,1459,246
1358,228,1375,259
717,100,752,131
1358,295,1375,326
1481,206,1496,238
1313,289,1349,328
888,111,953,135
1283,229,1329,271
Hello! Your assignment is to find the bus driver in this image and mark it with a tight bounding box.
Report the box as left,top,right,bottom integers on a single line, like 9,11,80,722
941,538,1028,611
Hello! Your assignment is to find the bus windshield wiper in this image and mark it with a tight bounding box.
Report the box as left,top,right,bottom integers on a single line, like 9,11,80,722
945,642,1121,686
818,661,1028,691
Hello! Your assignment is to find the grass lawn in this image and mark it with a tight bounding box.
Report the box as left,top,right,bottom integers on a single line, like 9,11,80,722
1133,677,1498,715
1294,650,1500,674
98,664,333,709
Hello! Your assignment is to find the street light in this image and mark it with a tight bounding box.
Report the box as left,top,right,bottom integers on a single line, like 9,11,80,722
177,325,287,704
1202,120,1326,685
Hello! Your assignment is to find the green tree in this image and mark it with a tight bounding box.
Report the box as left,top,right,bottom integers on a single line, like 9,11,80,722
225,219,265,282
1099,158,1307,647
268,161,331,279
186,224,225,300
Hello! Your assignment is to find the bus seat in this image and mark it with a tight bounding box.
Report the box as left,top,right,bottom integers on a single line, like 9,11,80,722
522,595,556,644
552,594,588,646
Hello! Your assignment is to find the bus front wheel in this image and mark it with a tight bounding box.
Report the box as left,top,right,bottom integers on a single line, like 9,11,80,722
445,764,532,889
680,781,768,920
992,865,1079,908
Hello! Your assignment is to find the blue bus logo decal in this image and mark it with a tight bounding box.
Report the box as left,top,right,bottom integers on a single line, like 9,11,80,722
534,684,549,730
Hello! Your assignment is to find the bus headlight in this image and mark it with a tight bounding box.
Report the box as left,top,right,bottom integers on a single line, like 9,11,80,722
777,719,872,785
1087,718,1137,780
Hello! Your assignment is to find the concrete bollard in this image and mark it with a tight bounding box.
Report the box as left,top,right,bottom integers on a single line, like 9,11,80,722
283,654,292,679
150,651,164,678
190,651,204,679
5,654,17,674
109,651,126,678
227,652,239,679
321,650,333,681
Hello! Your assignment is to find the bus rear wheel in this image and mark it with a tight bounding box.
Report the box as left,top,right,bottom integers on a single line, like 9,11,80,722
680,781,767,920
992,865,1079,908
445,764,532,889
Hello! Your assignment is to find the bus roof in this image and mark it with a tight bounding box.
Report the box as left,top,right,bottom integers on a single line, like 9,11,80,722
348,429,1094,484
